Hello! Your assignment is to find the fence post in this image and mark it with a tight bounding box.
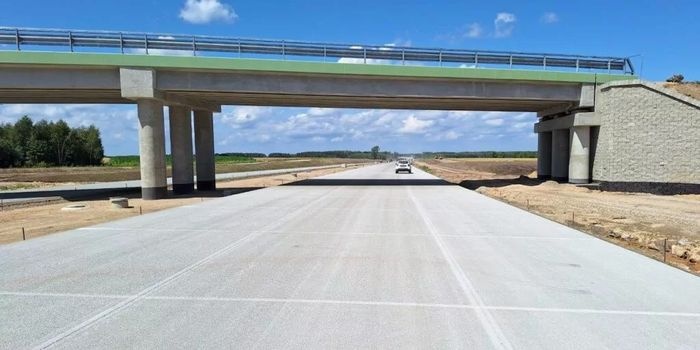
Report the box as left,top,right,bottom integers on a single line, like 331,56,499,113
663,238,668,263
192,36,196,56
15,28,20,51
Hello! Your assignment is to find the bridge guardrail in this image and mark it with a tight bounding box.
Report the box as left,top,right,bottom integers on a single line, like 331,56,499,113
0,27,634,74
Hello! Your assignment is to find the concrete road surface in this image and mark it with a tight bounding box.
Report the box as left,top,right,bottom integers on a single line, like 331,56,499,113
1,164,699,349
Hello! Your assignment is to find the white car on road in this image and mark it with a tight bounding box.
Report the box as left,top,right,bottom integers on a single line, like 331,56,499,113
395,160,412,174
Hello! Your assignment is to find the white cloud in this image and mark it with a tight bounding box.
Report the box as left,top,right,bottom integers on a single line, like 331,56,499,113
337,40,413,65
484,118,505,126
494,12,516,38
465,23,483,38
398,115,435,134
541,12,559,24
220,106,272,127
440,130,462,140
307,107,336,116
179,0,237,24
128,35,195,56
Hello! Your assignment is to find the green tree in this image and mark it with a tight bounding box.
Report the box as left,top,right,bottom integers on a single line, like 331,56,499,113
371,145,380,159
50,120,72,165
0,116,105,168
666,74,684,83
11,115,33,164
0,125,20,167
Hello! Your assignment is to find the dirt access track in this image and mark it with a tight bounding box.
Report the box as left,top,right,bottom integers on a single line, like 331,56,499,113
418,158,700,274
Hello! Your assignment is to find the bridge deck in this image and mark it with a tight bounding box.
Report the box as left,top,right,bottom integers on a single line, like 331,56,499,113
0,51,633,84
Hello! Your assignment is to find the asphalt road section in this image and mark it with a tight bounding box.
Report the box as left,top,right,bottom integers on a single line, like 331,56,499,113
1,164,699,349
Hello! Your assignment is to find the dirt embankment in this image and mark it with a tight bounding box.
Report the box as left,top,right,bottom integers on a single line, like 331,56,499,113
418,158,700,274
664,82,700,100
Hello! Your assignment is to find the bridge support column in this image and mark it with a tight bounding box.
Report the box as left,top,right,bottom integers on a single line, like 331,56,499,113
537,132,552,179
551,128,570,182
194,110,216,191
137,100,167,200
169,106,194,194
568,126,591,184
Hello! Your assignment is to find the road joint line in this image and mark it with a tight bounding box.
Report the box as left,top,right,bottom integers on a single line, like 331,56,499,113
5,291,699,318
407,186,513,350
33,185,345,349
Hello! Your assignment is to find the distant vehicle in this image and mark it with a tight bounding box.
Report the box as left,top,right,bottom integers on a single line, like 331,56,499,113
395,160,412,174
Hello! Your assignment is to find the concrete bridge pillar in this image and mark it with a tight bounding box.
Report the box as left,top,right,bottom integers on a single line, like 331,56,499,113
169,106,194,194
537,132,552,179
137,99,167,200
551,128,570,182
568,126,591,184
194,110,216,191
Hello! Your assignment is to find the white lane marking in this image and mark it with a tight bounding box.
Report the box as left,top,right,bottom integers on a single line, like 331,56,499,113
483,305,700,318
0,291,128,299
33,231,262,350
6,291,700,318
439,234,588,240
77,227,242,233
407,187,514,350
34,186,344,349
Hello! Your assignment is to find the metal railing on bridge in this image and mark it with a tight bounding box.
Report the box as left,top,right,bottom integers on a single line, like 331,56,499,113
0,27,635,75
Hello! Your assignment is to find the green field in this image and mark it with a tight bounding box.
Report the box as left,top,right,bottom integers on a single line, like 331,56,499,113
105,154,256,167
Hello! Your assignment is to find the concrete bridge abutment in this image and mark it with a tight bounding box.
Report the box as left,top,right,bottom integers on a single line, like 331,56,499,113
537,132,552,179
568,126,591,184
169,106,195,194
194,110,216,191
535,112,599,184
551,129,570,182
137,99,168,200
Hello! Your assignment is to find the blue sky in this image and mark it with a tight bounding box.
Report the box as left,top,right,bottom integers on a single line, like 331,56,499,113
1,0,698,155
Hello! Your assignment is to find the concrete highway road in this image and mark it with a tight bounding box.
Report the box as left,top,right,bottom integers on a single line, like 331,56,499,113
1,164,699,349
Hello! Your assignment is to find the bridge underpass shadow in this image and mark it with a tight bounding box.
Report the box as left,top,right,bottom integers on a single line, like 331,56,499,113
283,178,453,186
458,175,545,190
0,186,264,207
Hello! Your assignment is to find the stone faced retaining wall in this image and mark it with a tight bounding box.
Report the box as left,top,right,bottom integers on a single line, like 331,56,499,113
593,81,699,194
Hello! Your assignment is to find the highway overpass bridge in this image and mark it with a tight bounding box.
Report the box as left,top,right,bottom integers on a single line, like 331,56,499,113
0,28,639,199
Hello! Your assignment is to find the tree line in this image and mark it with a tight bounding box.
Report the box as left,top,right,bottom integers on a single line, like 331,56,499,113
268,150,393,159
0,116,104,168
419,151,536,158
